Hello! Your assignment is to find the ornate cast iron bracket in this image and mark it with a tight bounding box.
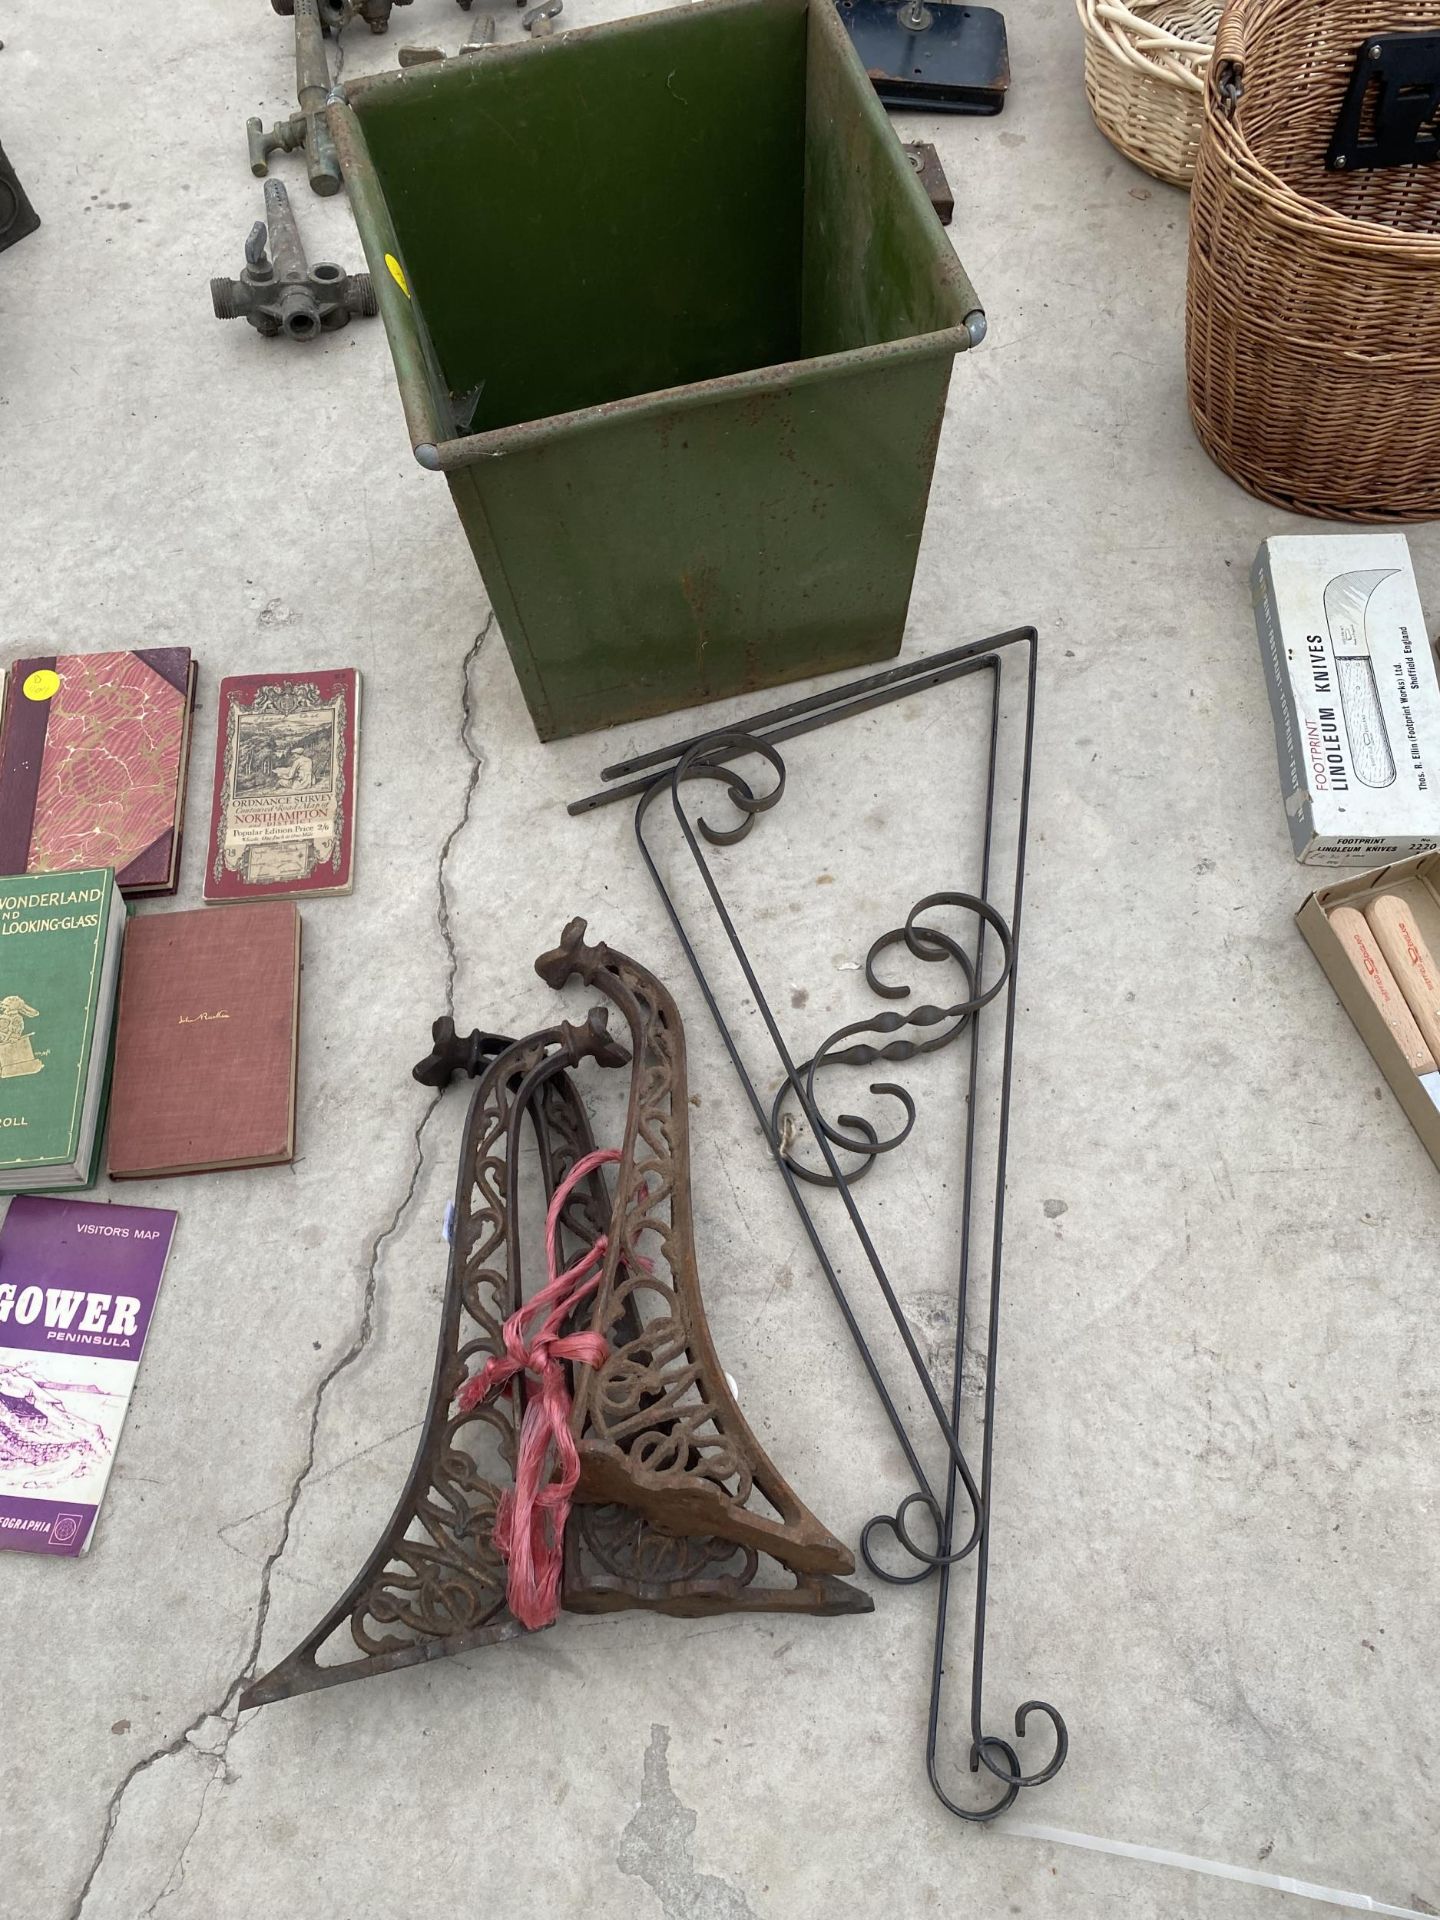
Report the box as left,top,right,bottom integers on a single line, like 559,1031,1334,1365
536,918,856,1578
243,978,866,1711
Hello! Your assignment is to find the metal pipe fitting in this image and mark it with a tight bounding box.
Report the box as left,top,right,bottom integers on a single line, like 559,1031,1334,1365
210,181,376,340
247,0,343,194
271,0,414,28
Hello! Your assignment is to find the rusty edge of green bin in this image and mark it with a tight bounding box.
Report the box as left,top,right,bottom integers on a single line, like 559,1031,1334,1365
327,0,983,476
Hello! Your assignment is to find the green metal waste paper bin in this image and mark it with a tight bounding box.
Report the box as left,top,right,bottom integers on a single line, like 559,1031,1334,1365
334,0,983,741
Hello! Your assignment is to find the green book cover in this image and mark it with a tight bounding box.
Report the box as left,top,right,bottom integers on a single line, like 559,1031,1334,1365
0,870,116,1174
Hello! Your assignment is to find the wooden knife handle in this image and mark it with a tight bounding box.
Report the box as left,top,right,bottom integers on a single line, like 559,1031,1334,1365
1362,894,1440,1066
1330,905,1437,1075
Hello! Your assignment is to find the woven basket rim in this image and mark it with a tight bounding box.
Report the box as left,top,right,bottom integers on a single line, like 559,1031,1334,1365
1080,0,1216,54
1204,71,1440,255
1204,0,1440,254
1081,0,1216,42
1078,0,1215,98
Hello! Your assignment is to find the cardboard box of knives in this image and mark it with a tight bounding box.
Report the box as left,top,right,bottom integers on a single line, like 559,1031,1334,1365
1254,533,1440,865
1298,853,1440,1170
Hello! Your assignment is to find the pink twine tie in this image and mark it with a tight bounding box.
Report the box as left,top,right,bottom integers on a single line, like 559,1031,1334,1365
454,1147,619,1630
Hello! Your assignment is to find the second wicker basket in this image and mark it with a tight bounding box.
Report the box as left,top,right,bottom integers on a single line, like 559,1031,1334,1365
1078,0,1220,187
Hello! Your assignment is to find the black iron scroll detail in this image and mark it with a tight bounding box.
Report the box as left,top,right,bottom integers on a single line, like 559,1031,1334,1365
573,628,1066,1820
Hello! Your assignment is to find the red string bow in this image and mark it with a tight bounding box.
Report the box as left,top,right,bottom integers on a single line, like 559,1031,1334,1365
454,1147,618,1630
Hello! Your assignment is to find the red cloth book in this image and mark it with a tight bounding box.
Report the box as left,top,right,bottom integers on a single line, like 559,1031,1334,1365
0,649,196,896
106,904,301,1178
204,669,359,902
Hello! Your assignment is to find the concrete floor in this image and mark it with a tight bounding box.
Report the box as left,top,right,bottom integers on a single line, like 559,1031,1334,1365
3,1,1438,1915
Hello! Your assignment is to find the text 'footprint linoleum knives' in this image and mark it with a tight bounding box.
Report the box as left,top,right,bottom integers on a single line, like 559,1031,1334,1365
1254,535,1440,862
1325,568,1399,789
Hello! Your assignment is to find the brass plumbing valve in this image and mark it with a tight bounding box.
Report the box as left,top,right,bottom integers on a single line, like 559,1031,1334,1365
210,180,376,340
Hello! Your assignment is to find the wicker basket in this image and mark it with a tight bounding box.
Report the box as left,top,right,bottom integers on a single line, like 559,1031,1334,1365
1187,0,1440,520
1078,0,1221,187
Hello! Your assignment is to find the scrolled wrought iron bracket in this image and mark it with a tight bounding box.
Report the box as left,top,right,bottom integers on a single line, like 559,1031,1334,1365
569,627,1067,1821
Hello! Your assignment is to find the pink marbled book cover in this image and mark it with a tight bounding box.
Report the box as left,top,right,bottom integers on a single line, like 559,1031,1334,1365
0,650,195,895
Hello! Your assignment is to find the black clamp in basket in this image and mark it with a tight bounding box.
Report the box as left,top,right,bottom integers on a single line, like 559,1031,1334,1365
1328,31,1440,170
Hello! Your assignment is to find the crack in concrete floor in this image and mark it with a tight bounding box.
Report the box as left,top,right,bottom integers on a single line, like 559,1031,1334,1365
63,624,494,1918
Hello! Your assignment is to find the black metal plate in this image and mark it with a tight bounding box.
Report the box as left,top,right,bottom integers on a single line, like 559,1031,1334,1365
835,0,1009,115
0,140,40,256
1328,31,1440,171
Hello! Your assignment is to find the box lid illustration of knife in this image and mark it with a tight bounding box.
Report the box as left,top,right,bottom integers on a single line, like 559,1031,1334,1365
1324,568,1398,789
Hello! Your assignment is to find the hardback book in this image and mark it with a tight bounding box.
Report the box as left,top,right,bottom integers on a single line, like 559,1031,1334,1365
0,1195,176,1556
107,902,301,1178
0,870,126,1193
205,668,360,902
0,649,197,896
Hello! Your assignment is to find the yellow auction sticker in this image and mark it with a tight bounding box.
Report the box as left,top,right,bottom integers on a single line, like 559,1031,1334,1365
385,253,410,298
22,669,59,701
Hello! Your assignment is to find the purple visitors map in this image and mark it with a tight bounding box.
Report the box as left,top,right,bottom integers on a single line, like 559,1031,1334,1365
0,1195,176,1556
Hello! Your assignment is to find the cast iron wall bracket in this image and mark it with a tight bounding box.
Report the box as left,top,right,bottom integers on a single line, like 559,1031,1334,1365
243,982,867,1711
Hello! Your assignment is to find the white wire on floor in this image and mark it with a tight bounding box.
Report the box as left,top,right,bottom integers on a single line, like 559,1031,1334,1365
1004,1821,1432,1919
